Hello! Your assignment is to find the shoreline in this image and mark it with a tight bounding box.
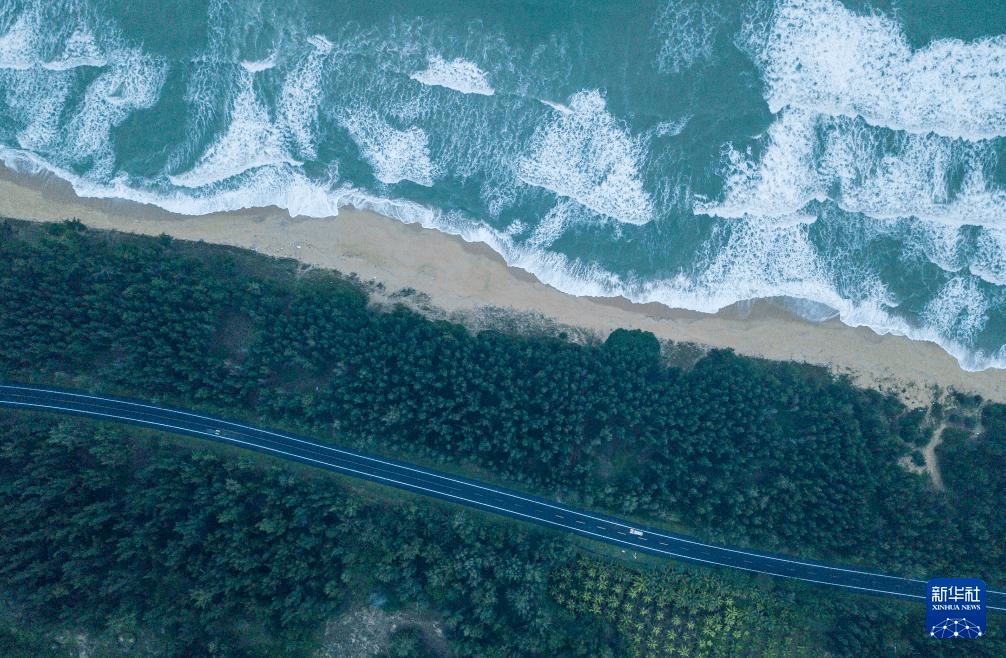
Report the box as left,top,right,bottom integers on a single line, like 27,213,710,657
1,163,1003,407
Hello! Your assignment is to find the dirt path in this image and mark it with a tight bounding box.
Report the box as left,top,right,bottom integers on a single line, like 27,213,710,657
315,606,449,658
899,420,946,490
922,423,946,490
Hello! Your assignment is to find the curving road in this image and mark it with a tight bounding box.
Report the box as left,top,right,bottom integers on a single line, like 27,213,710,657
1,383,1003,611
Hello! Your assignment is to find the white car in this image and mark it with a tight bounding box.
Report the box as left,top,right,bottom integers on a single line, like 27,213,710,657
628,528,644,537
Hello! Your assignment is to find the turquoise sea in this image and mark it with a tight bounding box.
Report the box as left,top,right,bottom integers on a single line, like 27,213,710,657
3,0,1006,370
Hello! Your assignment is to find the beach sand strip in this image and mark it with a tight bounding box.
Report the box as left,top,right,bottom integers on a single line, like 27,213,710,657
1,164,1002,407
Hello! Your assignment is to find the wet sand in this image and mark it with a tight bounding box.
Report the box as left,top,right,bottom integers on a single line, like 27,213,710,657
2,163,1003,407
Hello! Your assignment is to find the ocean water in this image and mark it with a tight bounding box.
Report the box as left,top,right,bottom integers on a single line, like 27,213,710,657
2,0,1006,371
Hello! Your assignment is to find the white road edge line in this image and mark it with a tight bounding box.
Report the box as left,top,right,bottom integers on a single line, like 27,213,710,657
5,389,1004,607
0,386,925,581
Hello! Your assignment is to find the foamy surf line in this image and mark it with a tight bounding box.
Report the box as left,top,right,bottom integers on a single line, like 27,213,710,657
0,163,1003,406
747,0,1006,140
5,0,1005,380
2,144,1005,376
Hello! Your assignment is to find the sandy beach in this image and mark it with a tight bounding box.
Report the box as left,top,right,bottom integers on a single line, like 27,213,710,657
2,164,1003,407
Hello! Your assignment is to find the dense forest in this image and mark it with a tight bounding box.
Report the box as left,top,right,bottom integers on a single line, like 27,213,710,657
3,413,997,657
0,218,1003,654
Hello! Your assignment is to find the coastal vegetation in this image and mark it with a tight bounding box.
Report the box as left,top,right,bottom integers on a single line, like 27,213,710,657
3,413,996,657
1,218,1003,655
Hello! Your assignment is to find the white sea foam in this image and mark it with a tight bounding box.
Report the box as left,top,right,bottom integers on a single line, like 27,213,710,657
749,0,1006,139
11,73,72,152
0,0,169,178
307,34,333,54
481,175,524,217
634,257,1006,371
525,199,592,251
172,29,329,185
694,109,823,225
632,229,889,328
0,10,106,71
654,0,724,74
340,109,437,186
3,0,1004,373
504,219,528,237
0,13,37,70
9,144,348,222
278,43,330,160
519,90,654,225
906,222,965,274
700,108,1006,229
830,296,1004,373
425,207,1006,371
241,52,277,73
922,277,990,345
410,55,494,96
690,220,839,311
683,94,1006,366
816,117,1006,226
60,47,167,178
970,229,1006,285
816,118,954,218
384,89,431,125
974,242,1006,290
172,60,228,172
653,116,690,137
539,99,572,114
147,167,336,219
170,72,301,188
6,136,1005,371
42,27,105,70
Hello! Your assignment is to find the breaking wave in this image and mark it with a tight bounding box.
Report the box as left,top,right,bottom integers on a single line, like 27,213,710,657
1,0,1005,371
410,55,495,95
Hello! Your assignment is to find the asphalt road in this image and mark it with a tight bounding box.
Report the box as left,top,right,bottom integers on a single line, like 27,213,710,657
2,383,1003,611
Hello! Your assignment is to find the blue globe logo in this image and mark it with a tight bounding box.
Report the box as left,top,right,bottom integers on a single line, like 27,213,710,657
929,618,983,638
